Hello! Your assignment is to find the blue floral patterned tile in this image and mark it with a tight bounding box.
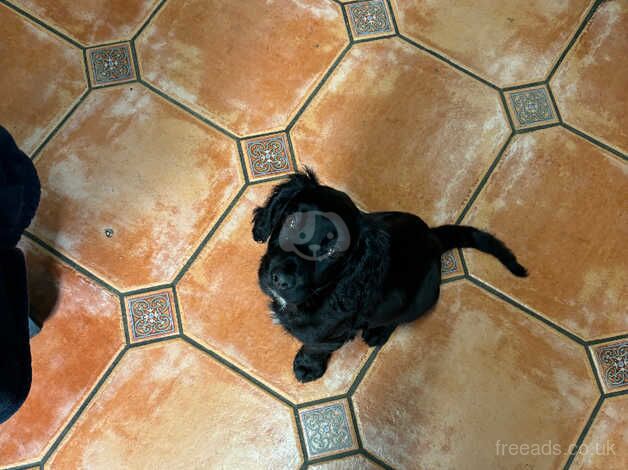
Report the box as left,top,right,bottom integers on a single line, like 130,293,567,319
592,340,628,392
125,289,178,343
505,86,558,129
441,250,463,279
244,133,294,180
299,401,357,458
88,43,136,87
346,0,393,39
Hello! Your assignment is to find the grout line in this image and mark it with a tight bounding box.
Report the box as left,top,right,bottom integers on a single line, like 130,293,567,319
31,89,91,161
351,33,396,45
297,394,348,409
2,462,42,470
247,173,293,186
548,0,602,81
458,248,470,277
140,79,239,140
286,131,301,172
441,274,465,285
0,0,84,48
127,333,182,349
22,231,121,295
346,396,364,448
561,123,627,161
171,286,186,336
293,408,310,466
348,346,380,395
338,1,354,42
182,335,295,407
121,283,173,297
514,122,560,134
172,185,246,285
82,49,93,89
587,333,628,346
129,40,142,81
87,79,140,91
467,276,587,346
286,43,352,131
398,34,499,91
502,80,545,92
118,293,131,345
584,344,604,395
385,0,400,35
132,0,169,41
455,133,513,225
604,389,628,399
545,83,564,123
563,395,604,470
498,90,516,132
307,449,362,466
362,449,396,470
41,347,128,464
236,140,252,185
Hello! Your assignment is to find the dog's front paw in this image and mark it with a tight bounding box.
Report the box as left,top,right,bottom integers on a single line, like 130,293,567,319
293,347,328,383
362,325,396,347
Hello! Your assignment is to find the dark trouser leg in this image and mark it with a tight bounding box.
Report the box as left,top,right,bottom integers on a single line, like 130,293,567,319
0,248,32,424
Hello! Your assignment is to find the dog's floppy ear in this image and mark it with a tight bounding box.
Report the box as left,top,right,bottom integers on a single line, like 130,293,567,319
252,168,319,243
332,223,390,313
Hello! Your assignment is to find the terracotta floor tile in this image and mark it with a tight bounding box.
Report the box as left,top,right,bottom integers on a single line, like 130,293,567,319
0,239,125,467
136,0,347,136
30,84,243,291
551,0,628,154
463,127,627,340
177,183,371,403
0,4,86,154
353,281,599,470
392,0,592,87
571,396,627,470
45,340,301,469
292,38,510,225
310,455,382,469
10,0,161,45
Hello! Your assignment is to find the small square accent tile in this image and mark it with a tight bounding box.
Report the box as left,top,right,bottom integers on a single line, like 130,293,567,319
87,43,136,87
591,340,628,392
125,288,178,343
243,133,294,180
441,249,464,280
298,400,358,459
504,86,559,130
346,0,394,39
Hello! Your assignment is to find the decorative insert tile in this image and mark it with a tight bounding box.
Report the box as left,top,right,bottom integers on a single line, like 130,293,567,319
591,340,628,392
243,133,294,180
346,0,394,39
125,288,178,343
504,86,559,130
298,400,358,459
87,43,136,87
441,249,464,280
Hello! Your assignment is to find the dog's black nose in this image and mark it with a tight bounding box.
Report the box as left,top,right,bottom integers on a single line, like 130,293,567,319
272,271,294,291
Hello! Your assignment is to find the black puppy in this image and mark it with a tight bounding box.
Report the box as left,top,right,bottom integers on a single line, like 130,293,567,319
253,169,526,383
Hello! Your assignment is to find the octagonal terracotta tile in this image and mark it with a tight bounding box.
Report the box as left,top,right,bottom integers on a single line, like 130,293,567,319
136,0,348,136
353,281,599,469
463,127,627,341
291,38,510,225
10,0,161,45
0,239,125,467
551,0,628,154
570,396,627,470
392,0,592,87
177,183,371,404
0,4,86,154
30,84,243,291
45,340,302,469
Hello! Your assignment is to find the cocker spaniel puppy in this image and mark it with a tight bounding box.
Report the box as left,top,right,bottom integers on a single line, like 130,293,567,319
253,169,526,383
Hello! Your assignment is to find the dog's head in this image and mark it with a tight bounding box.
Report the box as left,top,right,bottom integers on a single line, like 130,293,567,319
253,169,388,308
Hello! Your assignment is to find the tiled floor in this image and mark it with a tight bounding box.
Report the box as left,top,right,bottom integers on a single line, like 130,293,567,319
0,0,626,468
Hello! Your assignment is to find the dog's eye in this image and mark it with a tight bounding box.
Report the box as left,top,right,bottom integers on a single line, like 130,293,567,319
286,214,298,230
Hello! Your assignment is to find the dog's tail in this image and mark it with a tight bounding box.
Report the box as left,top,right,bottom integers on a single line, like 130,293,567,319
432,225,528,277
